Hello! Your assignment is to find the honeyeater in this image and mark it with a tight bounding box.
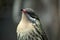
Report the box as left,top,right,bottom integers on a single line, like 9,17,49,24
16,8,48,40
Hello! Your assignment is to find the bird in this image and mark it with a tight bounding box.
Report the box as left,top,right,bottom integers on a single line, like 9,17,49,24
16,8,48,40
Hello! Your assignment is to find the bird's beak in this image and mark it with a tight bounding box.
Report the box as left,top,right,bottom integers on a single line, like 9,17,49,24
21,9,23,11
21,9,27,13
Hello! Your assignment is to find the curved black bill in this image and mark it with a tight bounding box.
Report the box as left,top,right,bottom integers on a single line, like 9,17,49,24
21,9,23,11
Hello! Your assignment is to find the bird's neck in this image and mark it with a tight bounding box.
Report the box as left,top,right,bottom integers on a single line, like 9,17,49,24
20,13,30,23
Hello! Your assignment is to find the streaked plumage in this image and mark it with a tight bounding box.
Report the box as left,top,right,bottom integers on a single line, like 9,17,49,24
16,8,48,40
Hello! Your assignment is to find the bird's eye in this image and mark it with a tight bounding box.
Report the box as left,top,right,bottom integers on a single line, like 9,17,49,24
27,12,40,20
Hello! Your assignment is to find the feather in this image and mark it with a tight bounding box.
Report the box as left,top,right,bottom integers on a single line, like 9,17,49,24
16,8,48,40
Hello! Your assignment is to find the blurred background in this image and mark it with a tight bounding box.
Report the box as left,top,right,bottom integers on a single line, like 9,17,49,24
0,0,60,40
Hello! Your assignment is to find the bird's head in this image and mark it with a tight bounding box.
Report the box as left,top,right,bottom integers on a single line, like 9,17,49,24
20,8,40,23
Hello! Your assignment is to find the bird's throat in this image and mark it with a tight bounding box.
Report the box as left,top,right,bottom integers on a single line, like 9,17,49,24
17,13,34,33
21,13,30,23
